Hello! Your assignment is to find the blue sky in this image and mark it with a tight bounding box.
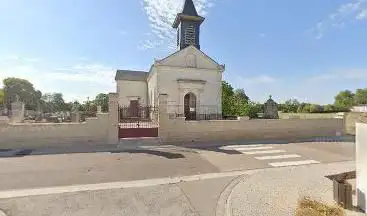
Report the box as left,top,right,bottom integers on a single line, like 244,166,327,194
1,0,367,104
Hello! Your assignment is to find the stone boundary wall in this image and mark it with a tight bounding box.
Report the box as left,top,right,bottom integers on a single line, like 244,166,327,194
0,113,109,149
356,123,367,212
159,117,344,144
345,112,367,135
158,95,345,144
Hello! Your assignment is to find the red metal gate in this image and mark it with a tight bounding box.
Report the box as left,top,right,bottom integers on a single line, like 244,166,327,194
118,105,158,138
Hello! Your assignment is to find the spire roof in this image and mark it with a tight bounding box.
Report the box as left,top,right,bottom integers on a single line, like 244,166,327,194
182,0,198,16
172,0,204,28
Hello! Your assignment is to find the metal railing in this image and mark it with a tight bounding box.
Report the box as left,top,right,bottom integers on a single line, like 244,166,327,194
167,105,224,120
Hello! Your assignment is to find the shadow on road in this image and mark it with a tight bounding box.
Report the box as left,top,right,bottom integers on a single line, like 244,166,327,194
110,149,185,159
0,147,185,160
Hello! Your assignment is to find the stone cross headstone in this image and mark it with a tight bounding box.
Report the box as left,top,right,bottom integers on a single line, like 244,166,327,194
263,95,279,119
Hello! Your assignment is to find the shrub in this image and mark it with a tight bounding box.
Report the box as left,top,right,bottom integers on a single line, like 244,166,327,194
295,197,344,216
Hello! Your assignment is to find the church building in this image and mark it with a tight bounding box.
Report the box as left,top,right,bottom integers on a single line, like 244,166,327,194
115,0,225,120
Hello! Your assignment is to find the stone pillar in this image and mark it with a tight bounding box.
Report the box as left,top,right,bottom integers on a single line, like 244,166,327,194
107,93,119,144
158,94,169,143
356,123,367,212
10,101,25,123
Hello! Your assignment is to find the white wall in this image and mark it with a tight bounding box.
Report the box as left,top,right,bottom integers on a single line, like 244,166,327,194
356,123,367,212
117,80,148,106
157,66,222,110
160,46,220,70
147,67,158,107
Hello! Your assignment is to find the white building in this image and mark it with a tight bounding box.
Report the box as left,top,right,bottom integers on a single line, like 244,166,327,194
115,0,225,120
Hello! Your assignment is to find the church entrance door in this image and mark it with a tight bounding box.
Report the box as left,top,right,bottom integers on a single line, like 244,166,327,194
184,93,197,120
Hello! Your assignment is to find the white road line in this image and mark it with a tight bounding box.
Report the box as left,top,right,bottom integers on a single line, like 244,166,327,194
234,146,273,151
242,150,286,155
222,144,263,149
269,160,320,167
255,154,301,160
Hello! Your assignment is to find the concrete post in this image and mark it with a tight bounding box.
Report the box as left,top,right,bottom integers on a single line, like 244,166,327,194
107,93,119,144
356,123,367,212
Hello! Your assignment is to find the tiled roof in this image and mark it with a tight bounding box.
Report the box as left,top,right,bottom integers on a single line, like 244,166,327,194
115,70,148,81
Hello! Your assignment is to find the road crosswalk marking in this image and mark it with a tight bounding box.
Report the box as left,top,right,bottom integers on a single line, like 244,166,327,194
220,144,320,168
241,150,286,155
269,160,320,167
220,144,263,150
255,154,301,160
234,146,273,151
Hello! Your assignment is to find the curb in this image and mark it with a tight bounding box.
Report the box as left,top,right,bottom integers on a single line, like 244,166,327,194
215,174,247,216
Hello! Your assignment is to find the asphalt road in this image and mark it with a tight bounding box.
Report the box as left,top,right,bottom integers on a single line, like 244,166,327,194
0,140,357,216
0,141,355,190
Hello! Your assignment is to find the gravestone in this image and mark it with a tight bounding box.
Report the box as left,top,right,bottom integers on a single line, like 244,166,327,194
263,95,279,119
71,106,80,122
10,96,25,123
97,106,102,113
71,112,80,122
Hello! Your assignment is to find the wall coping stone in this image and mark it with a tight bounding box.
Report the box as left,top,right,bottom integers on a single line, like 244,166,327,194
9,122,87,126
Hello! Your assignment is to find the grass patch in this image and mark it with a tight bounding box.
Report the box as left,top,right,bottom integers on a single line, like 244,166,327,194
295,197,345,216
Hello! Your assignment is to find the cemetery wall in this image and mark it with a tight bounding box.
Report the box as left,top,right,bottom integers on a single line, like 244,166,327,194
0,113,109,149
278,112,338,119
158,95,345,144
159,117,344,144
345,112,367,135
356,123,367,212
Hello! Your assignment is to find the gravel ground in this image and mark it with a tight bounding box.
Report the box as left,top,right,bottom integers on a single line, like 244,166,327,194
228,161,364,216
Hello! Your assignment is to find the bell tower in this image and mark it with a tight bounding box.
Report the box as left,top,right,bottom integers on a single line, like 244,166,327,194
172,0,205,50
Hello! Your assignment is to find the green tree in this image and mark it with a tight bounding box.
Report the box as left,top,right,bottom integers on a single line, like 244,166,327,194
40,93,66,112
334,90,355,109
71,101,83,112
297,103,309,113
3,77,42,110
281,99,300,113
51,93,66,112
309,104,323,113
354,88,367,105
221,81,235,116
233,89,249,103
82,100,97,117
300,104,312,113
0,88,4,107
323,104,335,113
94,93,109,112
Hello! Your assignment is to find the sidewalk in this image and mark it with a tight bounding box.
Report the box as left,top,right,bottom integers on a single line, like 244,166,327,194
224,161,364,216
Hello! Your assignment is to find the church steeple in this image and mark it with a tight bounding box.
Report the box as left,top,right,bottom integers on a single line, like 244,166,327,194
173,0,205,50
182,0,199,16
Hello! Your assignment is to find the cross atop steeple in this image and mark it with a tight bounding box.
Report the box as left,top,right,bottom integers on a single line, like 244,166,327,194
173,0,205,50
